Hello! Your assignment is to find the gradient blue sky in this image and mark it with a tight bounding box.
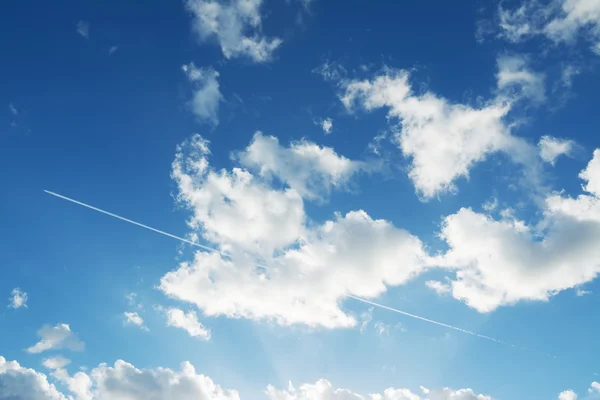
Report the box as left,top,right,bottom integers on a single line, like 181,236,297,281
2,0,600,399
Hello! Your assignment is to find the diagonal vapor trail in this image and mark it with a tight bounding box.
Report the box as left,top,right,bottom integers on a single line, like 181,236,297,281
44,189,550,355
347,295,509,345
43,190,219,254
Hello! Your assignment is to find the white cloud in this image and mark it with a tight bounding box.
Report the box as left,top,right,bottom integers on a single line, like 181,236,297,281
561,64,581,88
25,355,240,400
0,356,68,400
77,21,90,38
482,197,498,212
559,389,578,400
161,135,429,328
165,307,211,340
182,63,223,126
8,102,18,116
42,356,71,370
321,118,333,134
340,68,533,199
237,132,366,200
109,45,119,55
425,280,451,295
429,149,600,312
124,312,148,331
498,0,600,53
265,379,492,400
185,0,282,62
8,287,28,309
538,135,575,165
496,54,546,103
171,134,306,256
26,323,85,354
591,382,600,393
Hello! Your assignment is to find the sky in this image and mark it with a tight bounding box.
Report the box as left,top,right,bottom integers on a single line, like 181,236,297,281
2,0,600,399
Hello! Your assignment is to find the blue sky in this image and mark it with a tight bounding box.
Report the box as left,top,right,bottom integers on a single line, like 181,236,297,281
2,0,600,399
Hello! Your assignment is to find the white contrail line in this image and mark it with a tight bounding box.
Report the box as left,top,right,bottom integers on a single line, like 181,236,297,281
43,190,219,254
347,295,509,345
44,189,551,357
347,295,556,359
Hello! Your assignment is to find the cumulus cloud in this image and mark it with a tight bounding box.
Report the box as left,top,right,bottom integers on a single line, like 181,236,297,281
496,54,546,103
538,135,575,164
182,63,223,126
26,323,85,354
161,134,429,328
428,149,600,312
124,312,148,331
498,0,600,53
0,356,68,400
8,287,27,309
26,355,240,400
237,132,367,200
165,307,211,340
559,389,578,400
185,0,282,62
265,379,492,400
340,67,534,199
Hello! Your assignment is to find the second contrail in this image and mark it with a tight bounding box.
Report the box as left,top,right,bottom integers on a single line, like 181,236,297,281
43,189,550,355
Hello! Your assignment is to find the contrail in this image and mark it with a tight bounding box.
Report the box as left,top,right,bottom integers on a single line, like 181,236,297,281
43,190,219,254
44,189,551,356
348,295,555,358
347,295,509,345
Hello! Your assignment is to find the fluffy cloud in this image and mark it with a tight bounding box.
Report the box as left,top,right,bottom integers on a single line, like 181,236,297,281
26,323,85,354
340,67,533,199
538,135,575,164
182,63,223,126
161,135,429,328
123,312,147,331
8,287,27,309
428,149,600,312
0,357,68,400
185,0,282,62
496,54,546,103
171,134,306,256
558,389,577,400
265,379,492,400
165,307,211,340
237,132,366,200
34,355,241,400
498,0,600,53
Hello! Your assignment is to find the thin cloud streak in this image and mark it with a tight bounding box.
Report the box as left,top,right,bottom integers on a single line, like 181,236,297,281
43,190,218,254
347,295,554,357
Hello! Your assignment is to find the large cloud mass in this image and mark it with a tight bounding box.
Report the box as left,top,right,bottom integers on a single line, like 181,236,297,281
428,149,600,312
161,134,429,328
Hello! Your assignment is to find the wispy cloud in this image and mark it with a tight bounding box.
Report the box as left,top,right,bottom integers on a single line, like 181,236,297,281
124,312,148,331
77,21,90,38
108,45,119,55
8,288,27,309
8,103,18,116
26,323,84,354
182,63,223,126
